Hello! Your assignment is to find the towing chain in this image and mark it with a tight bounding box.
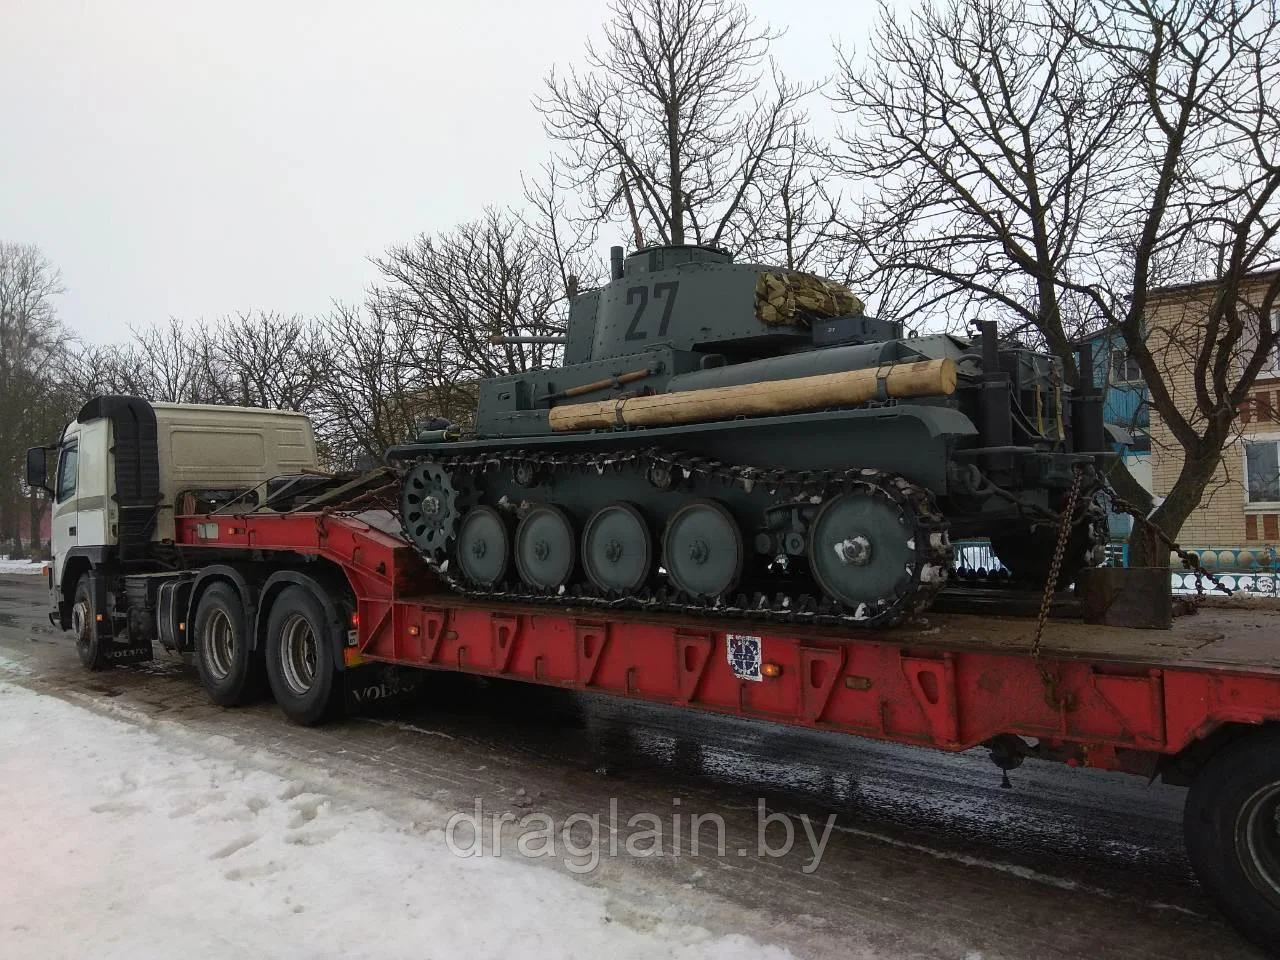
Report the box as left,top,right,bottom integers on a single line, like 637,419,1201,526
397,446,954,629
1030,465,1084,660
1098,478,1233,611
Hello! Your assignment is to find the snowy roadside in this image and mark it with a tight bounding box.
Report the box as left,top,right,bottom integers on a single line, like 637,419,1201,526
0,558,43,575
0,681,792,960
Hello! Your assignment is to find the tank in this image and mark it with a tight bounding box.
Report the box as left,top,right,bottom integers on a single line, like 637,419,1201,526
387,244,1111,626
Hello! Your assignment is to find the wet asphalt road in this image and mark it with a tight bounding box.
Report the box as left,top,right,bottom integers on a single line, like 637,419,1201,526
0,573,1265,960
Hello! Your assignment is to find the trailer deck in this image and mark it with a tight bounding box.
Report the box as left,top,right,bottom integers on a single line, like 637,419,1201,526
894,605,1280,672
175,509,1280,777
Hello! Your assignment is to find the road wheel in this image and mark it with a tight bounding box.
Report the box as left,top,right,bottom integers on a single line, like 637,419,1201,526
265,586,341,726
662,499,742,601
515,504,577,591
1184,726,1280,952
193,582,266,706
72,575,108,671
582,502,652,594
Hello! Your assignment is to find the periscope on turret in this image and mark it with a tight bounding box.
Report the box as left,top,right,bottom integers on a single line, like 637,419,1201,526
388,244,1112,626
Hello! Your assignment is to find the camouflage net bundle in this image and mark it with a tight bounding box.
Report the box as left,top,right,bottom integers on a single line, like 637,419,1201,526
754,271,865,326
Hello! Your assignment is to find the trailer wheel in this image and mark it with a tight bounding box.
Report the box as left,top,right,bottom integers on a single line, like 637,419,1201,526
193,582,266,706
72,575,108,671
1184,726,1280,951
264,586,340,726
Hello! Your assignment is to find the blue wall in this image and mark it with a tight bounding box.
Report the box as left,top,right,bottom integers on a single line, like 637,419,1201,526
1083,330,1151,541
1086,330,1149,449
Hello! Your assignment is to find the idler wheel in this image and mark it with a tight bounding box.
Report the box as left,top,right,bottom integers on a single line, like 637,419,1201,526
582,502,652,594
808,490,918,620
515,504,577,591
456,506,510,587
662,499,743,600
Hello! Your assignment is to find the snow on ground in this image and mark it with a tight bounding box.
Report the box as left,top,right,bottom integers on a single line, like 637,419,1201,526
0,558,43,575
0,682,792,960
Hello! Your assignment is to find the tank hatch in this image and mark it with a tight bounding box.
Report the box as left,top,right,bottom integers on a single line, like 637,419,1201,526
623,245,732,275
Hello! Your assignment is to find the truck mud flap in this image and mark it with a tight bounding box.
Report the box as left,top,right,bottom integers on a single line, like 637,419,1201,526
101,641,154,665
343,664,426,714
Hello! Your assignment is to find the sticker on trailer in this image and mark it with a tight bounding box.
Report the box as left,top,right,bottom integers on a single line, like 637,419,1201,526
726,634,763,682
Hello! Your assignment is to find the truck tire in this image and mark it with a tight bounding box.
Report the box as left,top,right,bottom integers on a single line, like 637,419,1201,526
264,586,341,726
1184,726,1280,952
193,582,266,706
72,575,109,671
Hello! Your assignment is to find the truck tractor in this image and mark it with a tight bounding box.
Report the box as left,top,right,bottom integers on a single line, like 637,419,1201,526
23,396,379,721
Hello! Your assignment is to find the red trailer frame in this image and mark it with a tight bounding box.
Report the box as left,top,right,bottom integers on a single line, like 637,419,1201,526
166,507,1280,953
175,510,1280,776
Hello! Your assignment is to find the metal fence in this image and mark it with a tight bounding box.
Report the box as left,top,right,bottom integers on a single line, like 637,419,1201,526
952,540,1009,576
952,537,1280,596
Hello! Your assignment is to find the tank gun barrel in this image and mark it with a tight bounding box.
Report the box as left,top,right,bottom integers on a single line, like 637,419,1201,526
547,357,956,432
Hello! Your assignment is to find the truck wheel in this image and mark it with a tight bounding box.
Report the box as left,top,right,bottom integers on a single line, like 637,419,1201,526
1184,726,1280,951
193,582,266,706
72,575,109,671
264,586,341,726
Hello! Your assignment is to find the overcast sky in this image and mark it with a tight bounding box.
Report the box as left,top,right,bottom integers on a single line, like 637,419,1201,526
1,0,880,342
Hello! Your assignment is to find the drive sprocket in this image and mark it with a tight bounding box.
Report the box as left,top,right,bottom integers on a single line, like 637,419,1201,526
399,460,462,562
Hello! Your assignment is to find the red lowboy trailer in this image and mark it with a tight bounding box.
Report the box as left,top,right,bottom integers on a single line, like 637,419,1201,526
160,507,1280,954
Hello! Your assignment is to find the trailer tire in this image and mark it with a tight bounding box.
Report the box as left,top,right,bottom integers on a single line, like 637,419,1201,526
193,582,266,706
72,575,108,671
1184,726,1280,952
264,586,341,726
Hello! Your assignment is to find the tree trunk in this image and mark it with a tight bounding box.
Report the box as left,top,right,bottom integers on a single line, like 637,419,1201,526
1127,450,1220,568
667,102,684,245
27,494,43,557
3,489,23,559
1103,458,1153,515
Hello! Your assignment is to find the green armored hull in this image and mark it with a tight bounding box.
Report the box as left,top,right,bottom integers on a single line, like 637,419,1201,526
388,245,1109,626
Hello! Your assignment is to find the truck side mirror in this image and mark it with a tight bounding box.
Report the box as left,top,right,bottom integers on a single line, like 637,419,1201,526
25,447,50,496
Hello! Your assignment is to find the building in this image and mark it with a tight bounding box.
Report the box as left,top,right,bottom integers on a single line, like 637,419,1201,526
1081,327,1153,540
1145,269,1280,571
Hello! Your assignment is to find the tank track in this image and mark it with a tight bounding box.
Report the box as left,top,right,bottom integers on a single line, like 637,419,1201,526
398,447,953,629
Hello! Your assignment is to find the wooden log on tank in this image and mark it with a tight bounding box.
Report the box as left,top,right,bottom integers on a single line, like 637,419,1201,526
547,357,958,432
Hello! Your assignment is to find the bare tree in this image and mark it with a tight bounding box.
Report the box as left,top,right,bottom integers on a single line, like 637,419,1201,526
0,242,70,556
522,162,605,296
727,127,848,273
60,341,137,400
536,0,819,255
834,0,1280,563
374,207,574,388
312,303,448,470
834,0,1128,342
201,311,330,411
94,317,219,404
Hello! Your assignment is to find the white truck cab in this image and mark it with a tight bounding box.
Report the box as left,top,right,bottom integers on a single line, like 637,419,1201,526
47,414,110,593
26,396,319,658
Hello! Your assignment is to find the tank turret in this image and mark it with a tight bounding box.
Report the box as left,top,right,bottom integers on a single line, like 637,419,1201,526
389,245,1110,627
566,244,883,364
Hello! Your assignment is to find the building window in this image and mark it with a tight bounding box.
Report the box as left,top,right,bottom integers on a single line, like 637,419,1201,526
1245,439,1280,503
1110,348,1142,383
1241,308,1280,380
